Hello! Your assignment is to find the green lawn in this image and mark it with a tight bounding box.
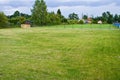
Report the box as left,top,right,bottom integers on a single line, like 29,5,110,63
0,24,120,80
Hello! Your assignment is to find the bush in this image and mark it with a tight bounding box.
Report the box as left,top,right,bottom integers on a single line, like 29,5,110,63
92,20,97,24
0,12,8,28
78,20,84,24
68,20,78,24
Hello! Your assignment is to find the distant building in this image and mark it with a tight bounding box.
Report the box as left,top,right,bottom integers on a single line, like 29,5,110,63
85,18,92,24
98,20,102,24
21,24,31,28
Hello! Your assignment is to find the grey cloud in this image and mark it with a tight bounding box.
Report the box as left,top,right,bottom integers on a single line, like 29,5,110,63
0,0,34,8
0,0,120,8
0,0,120,17
45,0,120,7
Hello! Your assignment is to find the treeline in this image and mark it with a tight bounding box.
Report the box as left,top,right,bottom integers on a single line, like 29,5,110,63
0,11,31,28
31,0,67,26
92,12,120,24
0,0,120,28
8,11,31,25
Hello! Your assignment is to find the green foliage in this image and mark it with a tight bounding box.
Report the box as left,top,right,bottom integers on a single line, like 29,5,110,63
78,20,84,24
114,14,119,22
8,10,31,27
8,17,19,25
8,16,26,25
13,11,20,17
92,19,98,24
82,14,88,20
47,12,61,25
57,9,62,23
19,16,26,24
119,15,120,22
92,12,112,24
31,0,48,26
105,12,113,24
101,11,113,24
68,12,79,20
0,12,8,28
56,9,67,24
61,17,68,24
31,1,67,26
102,12,108,23
92,11,120,24
68,20,78,24
68,13,79,24
57,9,61,16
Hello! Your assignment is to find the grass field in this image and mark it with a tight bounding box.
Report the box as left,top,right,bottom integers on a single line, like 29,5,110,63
0,24,120,80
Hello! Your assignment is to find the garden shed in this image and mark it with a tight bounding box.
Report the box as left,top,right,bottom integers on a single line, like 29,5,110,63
21,21,31,28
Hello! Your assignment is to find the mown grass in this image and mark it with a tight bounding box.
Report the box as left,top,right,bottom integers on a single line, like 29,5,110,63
43,24,116,29
0,24,120,80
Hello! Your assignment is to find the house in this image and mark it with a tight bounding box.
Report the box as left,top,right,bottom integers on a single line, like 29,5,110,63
85,18,92,24
98,20,102,24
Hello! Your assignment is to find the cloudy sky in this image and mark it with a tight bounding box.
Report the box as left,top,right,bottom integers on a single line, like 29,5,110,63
0,0,120,18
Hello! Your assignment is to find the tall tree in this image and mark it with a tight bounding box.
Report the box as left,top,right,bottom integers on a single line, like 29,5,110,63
102,12,108,23
20,13,31,19
82,15,88,20
68,12,79,20
48,12,61,25
119,15,120,22
101,11,114,24
13,11,20,17
57,9,61,16
114,14,119,22
106,11,113,24
31,0,47,25
57,9,67,23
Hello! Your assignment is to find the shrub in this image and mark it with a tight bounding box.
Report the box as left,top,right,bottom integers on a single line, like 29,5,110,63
78,20,84,24
68,20,78,24
0,12,8,28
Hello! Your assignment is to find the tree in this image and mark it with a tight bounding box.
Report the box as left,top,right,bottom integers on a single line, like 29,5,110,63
102,12,107,23
31,0,48,26
18,16,26,24
20,13,31,19
0,12,8,28
47,12,61,25
57,9,61,16
82,15,88,20
101,11,114,24
106,11,113,24
118,15,120,22
9,17,19,25
78,20,84,24
9,11,31,19
68,13,79,20
57,9,67,23
7,10,31,26
114,14,119,22
56,9,62,23
13,11,20,17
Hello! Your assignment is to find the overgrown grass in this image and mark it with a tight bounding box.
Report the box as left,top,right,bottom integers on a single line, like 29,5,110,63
0,24,120,80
